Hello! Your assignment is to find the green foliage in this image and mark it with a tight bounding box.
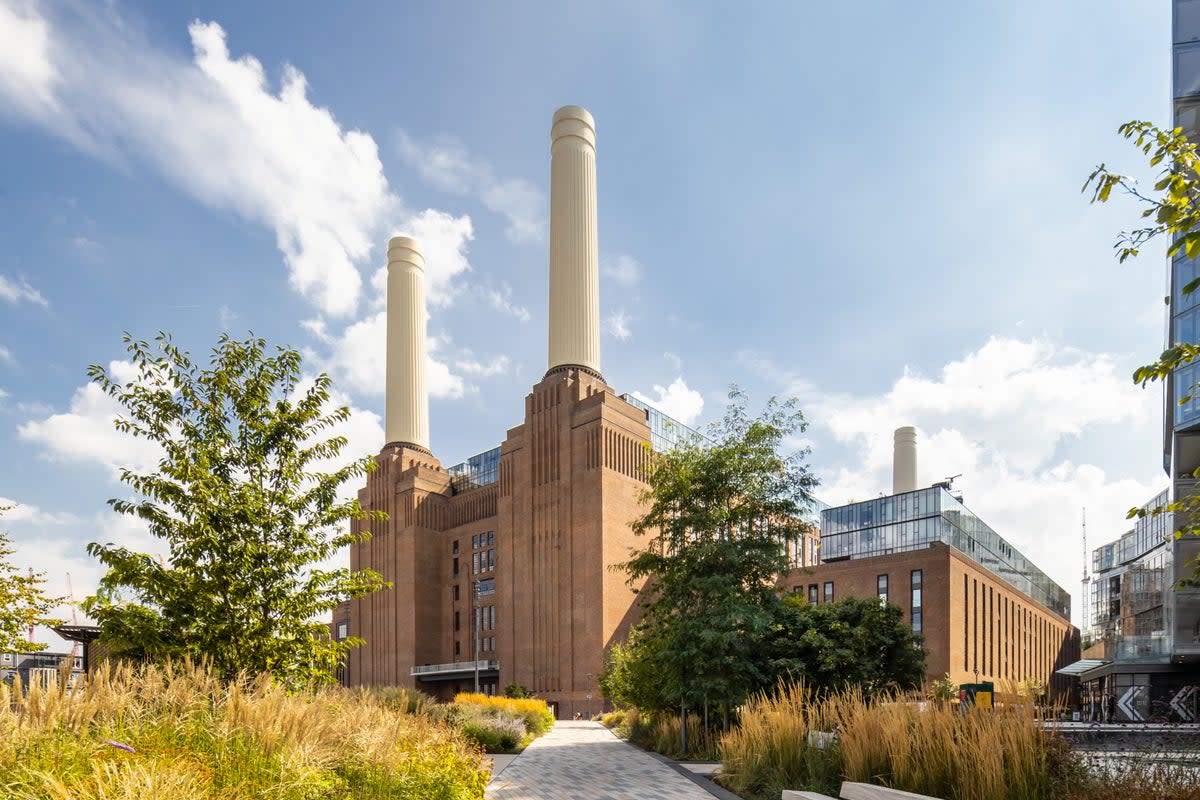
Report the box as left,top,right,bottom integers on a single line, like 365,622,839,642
618,388,819,717
766,595,926,696
503,681,532,698
81,332,387,687
1086,122,1200,585
926,671,957,703
0,508,63,653
598,627,673,712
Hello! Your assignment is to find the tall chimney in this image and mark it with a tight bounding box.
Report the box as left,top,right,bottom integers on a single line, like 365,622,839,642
384,236,430,453
893,426,917,494
546,105,602,379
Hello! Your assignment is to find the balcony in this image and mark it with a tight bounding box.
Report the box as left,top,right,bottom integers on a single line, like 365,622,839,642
410,660,499,682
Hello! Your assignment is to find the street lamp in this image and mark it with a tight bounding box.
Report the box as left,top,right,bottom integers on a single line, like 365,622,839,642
585,672,594,720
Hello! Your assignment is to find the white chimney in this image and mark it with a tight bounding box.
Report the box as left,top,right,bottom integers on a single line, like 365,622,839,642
893,426,917,494
546,105,602,379
384,236,430,453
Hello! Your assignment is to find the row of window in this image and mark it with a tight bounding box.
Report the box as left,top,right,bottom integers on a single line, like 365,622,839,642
472,531,495,550
795,571,923,633
964,575,1064,682
473,549,495,574
454,637,497,656
476,605,496,632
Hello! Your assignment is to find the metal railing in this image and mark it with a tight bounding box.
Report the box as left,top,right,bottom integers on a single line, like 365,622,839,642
410,660,499,676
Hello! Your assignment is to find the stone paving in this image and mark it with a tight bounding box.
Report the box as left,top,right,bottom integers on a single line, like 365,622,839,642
486,720,726,799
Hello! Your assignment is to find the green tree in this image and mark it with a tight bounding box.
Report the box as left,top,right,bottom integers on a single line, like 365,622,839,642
767,594,925,696
1087,121,1200,583
82,332,387,687
598,626,672,712
620,389,819,724
0,507,63,653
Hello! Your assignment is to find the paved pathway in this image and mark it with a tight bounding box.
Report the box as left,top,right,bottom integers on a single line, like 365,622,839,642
486,721,728,799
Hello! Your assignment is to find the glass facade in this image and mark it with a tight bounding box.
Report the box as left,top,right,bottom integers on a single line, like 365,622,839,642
448,446,501,493
1087,487,1200,662
619,393,708,453
820,486,1070,618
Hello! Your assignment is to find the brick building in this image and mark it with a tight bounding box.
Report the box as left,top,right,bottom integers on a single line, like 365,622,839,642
344,106,1070,715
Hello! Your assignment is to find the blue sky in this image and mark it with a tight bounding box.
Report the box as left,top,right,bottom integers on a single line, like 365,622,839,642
0,0,1176,640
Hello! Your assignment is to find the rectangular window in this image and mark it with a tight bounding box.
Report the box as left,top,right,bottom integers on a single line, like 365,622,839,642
488,531,495,546
471,534,478,549
454,611,460,632
452,557,459,578
455,640,461,656
476,578,495,597
487,549,494,571
452,540,459,554
453,585,460,602
911,570,922,632
877,574,889,605
809,584,819,604
963,574,969,671
472,553,480,575
336,622,348,641
823,581,834,603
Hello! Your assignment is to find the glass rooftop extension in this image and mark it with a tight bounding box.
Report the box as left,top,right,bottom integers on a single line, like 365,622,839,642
619,394,708,453
820,486,1071,618
447,446,501,494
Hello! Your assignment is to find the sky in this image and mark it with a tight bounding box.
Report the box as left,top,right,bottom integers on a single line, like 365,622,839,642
0,0,1177,644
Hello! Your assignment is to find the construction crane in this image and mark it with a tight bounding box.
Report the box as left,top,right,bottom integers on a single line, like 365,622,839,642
65,573,80,661
1080,508,1090,633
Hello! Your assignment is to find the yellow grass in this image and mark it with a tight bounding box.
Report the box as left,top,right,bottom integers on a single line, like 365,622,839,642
0,661,488,800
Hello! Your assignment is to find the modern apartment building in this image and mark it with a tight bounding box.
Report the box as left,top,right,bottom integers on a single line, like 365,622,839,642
1071,488,1200,721
1070,0,1200,722
785,429,1079,698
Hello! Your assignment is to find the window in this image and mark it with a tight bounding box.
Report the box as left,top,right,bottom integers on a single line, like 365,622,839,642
452,557,459,578
487,531,495,546
73,657,83,670
453,585,460,602
472,553,480,575
472,534,479,549
877,574,889,605
823,581,834,603
487,549,494,571
455,640,461,656
452,540,459,554
454,611,460,631
476,578,495,597
1,653,11,665
336,622,348,641
809,584,819,604
911,570,922,632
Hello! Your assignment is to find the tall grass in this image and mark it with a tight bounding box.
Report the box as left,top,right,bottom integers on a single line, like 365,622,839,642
720,682,1070,800
0,662,488,800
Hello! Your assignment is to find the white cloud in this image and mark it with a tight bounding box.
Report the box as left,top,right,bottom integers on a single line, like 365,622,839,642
17,359,164,478
303,311,466,399
633,376,705,426
0,8,402,316
479,284,531,322
0,497,80,526
0,1,60,123
456,355,510,377
602,254,640,286
604,309,632,341
795,335,1162,628
396,129,545,244
811,337,1148,473
0,344,12,364
0,274,48,307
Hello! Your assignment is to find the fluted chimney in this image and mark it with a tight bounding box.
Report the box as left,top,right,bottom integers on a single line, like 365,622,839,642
546,105,602,379
384,236,430,453
893,426,917,494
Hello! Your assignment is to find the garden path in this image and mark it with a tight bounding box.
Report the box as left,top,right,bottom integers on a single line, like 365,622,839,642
486,720,732,800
